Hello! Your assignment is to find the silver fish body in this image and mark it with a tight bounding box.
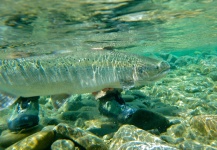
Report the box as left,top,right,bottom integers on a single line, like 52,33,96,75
0,50,170,109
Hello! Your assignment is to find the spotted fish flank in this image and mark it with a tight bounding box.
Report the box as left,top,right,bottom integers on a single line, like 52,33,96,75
0,50,170,110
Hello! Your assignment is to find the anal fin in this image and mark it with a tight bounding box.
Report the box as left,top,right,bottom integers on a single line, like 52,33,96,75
0,92,18,110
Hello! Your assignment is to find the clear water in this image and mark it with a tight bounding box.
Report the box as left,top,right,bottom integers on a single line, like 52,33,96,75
0,0,217,149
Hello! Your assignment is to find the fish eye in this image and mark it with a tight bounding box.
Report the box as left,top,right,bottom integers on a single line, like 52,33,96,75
156,66,159,69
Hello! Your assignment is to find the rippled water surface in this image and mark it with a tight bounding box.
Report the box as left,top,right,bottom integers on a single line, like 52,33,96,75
0,0,216,57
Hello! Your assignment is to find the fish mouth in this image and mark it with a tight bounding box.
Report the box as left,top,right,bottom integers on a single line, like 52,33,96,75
158,61,170,75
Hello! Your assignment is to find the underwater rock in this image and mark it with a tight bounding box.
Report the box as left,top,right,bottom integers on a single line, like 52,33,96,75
41,117,60,126
98,99,123,118
61,111,92,121
0,125,43,148
174,56,196,67
126,109,170,132
118,141,177,150
190,115,217,140
167,54,178,64
125,90,148,98
61,111,81,121
208,71,217,81
121,94,135,102
54,123,108,150
160,135,184,145
166,123,187,138
51,139,75,150
179,140,217,150
6,130,54,150
63,100,84,111
109,124,177,150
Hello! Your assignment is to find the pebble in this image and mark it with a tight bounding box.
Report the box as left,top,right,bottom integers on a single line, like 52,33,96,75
51,139,75,150
54,123,108,150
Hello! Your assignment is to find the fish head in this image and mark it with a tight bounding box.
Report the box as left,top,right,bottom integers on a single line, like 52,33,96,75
134,58,170,86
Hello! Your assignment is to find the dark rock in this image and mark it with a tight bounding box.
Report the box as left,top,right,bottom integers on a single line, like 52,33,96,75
126,109,170,132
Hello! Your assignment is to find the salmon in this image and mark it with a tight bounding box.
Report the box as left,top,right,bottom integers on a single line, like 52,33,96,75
0,50,170,110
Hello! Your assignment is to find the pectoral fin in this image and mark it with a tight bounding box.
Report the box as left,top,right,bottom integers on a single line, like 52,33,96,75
51,94,71,109
0,92,18,110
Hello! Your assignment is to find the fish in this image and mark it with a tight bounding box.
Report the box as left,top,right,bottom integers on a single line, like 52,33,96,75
0,50,170,110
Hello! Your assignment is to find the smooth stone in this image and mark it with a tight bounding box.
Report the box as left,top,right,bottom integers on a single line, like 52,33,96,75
0,125,43,148
6,130,54,150
109,125,176,150
190,115,217,140
54,123,108,150
51,139,75,150
126,109,171,132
